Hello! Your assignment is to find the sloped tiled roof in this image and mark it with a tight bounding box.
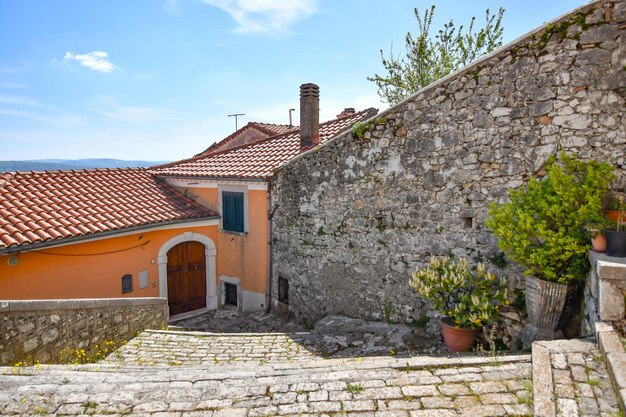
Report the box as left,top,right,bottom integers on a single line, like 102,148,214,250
0,169,218,252
195,122,297,157
154,108,377,179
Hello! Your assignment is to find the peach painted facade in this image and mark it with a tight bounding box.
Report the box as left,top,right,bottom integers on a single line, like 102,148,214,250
165,179,270,312
0,223,219,303
0,179,270,315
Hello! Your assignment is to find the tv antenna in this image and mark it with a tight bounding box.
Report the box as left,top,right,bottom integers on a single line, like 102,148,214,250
288,108,295,127
228,113,246,131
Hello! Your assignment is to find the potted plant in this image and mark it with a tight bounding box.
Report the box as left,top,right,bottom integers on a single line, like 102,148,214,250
585,212,612,253
606,195,626,257
604,192,624,222
486,153,614,344
409,256,508,352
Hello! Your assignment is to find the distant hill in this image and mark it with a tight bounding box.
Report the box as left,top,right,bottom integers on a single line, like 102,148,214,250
0,159,169,173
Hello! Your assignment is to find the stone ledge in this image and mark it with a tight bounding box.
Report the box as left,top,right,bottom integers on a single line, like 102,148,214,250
596,321,626,413
589,251,626,268
532,342,556,417
597,259,626,284
147,329,312,337
0,351,532,376
0,297,167,312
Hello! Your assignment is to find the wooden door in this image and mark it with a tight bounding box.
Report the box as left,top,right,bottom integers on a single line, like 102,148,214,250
167,241,206,316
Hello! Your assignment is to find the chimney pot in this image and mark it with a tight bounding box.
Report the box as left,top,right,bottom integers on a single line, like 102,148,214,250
300,83,320,149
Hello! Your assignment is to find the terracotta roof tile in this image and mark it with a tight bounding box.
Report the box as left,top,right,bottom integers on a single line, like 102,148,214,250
154,108,377,179
0,168,218,251
191,122,298,158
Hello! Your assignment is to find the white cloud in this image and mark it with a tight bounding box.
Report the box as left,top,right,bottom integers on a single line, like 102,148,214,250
0,94,39,106
91,97,177,124
203,0,317,34
0,108,81,126
163,0,182,14
0,81,27,89
63,51,118,73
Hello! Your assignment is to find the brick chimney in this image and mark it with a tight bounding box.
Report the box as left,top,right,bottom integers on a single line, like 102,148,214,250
300,83,320,149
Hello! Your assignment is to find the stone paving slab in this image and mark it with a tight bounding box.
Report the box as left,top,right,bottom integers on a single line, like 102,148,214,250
0,353,532,416
170,310,440,358
169,307,305,333
532,338,620,417
102,330,322,367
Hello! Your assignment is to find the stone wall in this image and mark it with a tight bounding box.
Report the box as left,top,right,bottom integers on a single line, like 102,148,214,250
582,252,626,335
0,298,168,365
271,0,626,344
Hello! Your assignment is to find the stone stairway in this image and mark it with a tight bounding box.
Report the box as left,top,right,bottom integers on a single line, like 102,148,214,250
101,329,323,367
2,326,625,416
0,328,534,416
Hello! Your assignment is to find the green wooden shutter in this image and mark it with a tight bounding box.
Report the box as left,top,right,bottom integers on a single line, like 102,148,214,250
222,192,244,232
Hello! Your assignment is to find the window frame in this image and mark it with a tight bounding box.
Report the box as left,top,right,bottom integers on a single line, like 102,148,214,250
218,185,248,234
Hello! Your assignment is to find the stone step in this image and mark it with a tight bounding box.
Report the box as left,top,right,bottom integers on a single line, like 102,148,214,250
596,322,626,414
532,336,621,417
0,352,533,416
101,329,322,367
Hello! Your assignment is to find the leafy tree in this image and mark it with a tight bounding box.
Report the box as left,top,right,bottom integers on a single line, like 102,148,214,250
368,5,505,104
486,153,615,284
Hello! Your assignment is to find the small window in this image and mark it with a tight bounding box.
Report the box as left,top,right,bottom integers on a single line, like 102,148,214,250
278,276,289,305
222,191,244,233
121,274,133,293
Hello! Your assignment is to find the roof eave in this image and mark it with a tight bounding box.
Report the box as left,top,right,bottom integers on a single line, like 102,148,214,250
0,216,220,255
155,174,270,182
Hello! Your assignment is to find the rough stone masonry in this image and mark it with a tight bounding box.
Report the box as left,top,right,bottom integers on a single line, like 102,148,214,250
0,298,167,365
271,0,626,344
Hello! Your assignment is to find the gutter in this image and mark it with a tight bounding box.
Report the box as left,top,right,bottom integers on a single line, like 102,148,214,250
0,216,220,255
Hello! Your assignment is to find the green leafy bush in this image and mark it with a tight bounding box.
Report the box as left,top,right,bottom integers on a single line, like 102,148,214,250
486,153,614,284
409,256,508,329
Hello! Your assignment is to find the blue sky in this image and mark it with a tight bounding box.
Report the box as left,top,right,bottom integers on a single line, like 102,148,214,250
1,0,587,161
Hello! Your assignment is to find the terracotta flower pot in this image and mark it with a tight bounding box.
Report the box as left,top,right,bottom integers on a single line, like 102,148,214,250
591,233,606,253
441,322,479,352
605,210,622,222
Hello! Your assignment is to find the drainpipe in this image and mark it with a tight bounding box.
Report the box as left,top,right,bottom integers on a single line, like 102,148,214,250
265,179,272,313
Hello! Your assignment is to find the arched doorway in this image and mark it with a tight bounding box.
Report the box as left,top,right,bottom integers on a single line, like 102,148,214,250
167,241,206,316
158,232,217,317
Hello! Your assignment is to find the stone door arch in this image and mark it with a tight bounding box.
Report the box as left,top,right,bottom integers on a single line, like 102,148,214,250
158,232,217,316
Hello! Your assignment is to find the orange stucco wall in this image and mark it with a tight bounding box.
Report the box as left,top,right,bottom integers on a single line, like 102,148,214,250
177,185,268,295
0,225,218,300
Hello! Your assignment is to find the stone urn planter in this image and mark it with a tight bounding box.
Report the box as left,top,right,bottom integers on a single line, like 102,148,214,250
441,321,479,352
522,276,572,345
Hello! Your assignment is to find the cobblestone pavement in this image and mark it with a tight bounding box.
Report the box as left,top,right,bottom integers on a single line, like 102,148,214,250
0,354,533,416
102,330,322,366
533,339,620,417
170,307,306,333
171,309,440,358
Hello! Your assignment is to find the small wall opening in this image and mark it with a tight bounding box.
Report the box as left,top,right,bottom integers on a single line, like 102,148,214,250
278,276,289,305
224,282,238,306
463,217,473,229
121,274,133,294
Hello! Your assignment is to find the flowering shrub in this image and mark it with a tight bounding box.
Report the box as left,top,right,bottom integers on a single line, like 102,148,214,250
487,153,614,284
409,256,508,329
